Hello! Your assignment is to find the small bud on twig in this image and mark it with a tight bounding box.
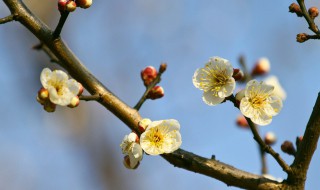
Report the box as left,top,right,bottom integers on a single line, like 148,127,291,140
232,68,244,81
75,0,93,9
147,86,164,100
236,115,249,128
251,58,270,76
264,132,277,145
281,140,296,156
289,3,303,17
159,63,167,74
308,7,319,19
296,33,309,43
66,1,77,12
141,66,158,86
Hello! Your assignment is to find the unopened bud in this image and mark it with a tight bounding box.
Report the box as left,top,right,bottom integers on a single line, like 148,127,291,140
289,3,303,17
75,0,92,9
251,58,270,76
308,7,319,19
281,141,296,156
123,155,139,169
43,101,56,113
128,132,139,143
235,89,245,103
78,83,84,96
236,115,249,128
232,68,244,81
66,1,77,12
141,66,158,86
296,135,303,149
68,96,80,108
147,86,164,100
58,0,68,12
264,132,277,145
296,33,309,43
138,118,152,132
36,96,45,105
38,88,49,100
159,63,167,74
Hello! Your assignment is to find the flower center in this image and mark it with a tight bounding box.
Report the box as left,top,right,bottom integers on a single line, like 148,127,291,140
147,127,166,148
249,95,267,109
48,80,65,96
200,67,229,92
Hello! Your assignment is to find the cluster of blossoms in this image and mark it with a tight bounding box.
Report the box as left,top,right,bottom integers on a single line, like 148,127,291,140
58,0,92,13
37,68,83,112
120,119,182,169
193,56,284,126
141,66,165,100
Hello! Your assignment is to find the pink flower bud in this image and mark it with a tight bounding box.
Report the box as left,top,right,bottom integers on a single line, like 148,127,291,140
43,101,56,113
141,66,157,86
236,115,249,128
68,96,80,108
58,0,68,12
38,88,49,100
138,118,152,132
289,3,303,17
264,132,277,145
251,58,270,76
296,33,309,43
147,86,164,100
75,0,92,9
78,83,84,96
66,1,77,12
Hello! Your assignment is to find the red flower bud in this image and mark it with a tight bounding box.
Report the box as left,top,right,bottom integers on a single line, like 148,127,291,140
75,0,92,9
264,132,277,145
308,7,319,19
66,1,77,12
281,141,296,156
147,86,164,100
58,0,68,12
232,68,244,81
141,66,157,86
251,58,270,76
236,115,249,129
296,33,309,43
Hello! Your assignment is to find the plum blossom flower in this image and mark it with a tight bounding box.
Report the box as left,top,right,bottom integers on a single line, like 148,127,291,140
264,75,286,100
120,132,143,169
40,68,81,106
240,80,283,126
193,56,236,105
140,119,182,155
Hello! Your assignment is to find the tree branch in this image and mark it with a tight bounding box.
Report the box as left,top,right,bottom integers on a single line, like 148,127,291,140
296,0,320,35
0,14,16,24
288,92,320,188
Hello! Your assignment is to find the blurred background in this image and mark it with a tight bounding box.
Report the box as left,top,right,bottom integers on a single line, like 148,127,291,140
0,0,319,189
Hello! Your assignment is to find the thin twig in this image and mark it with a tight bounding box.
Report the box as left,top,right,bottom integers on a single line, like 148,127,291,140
0,14,16,24
52,12,69,39
297,0,320,35
33,43,60,63
133,64,166,110
79,94,101,101
228,95,292,174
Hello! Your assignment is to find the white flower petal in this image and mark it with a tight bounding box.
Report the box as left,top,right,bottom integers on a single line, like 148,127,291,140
202,90,225,106
192,68,204,89
67,79,81,95
40,68,52,89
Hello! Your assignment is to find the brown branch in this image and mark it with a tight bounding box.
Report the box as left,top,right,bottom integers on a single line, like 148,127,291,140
0,14,16,24
287,93,320,188
33,43,60,63
79,94,101,101
3,0,317,189
52,12,69,39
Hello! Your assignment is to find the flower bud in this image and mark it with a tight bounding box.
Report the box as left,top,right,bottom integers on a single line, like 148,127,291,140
141,66,157,86
68,96,80,108
159,63,167,74
296,135,303,149
147,86,164,100
58,0,68,12
289,3,303,17
281,141,296,156
236,115,249,128
36,96,45,105
232,68,244,81
264,132,277,145
296,33,309,43
76,0,92,9
138,118,152,132
66,1,77,12
123,155,139,169
308,7,319,19
38,88,49,100
43,101,56,113
235,89,245,103
251,57,270,76
78,82,84,96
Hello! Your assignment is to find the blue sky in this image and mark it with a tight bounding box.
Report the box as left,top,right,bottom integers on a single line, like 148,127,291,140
0,1,319,189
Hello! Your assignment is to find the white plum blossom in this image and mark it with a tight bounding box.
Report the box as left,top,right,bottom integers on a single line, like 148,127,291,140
193,56,236,105
140,119,182,155
120,132,143,169
264,75,286,100
240,80,283,126
40,68,81,106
